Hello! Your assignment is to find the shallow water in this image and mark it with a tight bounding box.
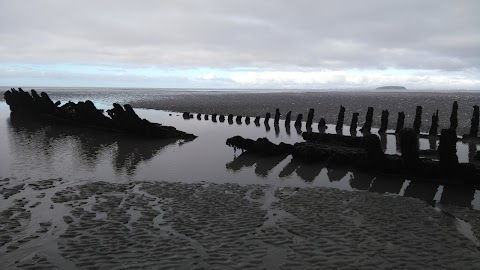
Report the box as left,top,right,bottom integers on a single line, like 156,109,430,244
1,99,479,209
1,89,480,268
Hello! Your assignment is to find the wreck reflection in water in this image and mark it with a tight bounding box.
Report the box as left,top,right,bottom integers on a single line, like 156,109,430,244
7,113,182,177
1,106,479,209
225,152,477,208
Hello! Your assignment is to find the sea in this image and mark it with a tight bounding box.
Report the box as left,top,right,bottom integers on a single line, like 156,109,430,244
1,87,480,269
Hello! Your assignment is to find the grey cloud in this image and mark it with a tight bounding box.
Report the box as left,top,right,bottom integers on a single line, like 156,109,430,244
0,0,479,72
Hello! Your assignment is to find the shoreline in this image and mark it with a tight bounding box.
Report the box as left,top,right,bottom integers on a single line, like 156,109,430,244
1,89,480,268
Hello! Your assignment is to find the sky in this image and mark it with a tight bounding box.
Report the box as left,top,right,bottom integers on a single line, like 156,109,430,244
0,0,479,89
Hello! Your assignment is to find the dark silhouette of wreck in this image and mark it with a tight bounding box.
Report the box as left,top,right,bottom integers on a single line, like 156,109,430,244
225,128,480,184
4,88,195,140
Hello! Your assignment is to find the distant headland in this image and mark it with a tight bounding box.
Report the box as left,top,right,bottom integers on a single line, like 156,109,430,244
376,86,407,90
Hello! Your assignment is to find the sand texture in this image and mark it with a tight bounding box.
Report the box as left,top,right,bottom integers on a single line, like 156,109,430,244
129,91,480,134
1,177,480,269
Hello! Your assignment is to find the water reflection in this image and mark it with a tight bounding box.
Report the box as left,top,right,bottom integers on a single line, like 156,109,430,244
403,182,439,203
225,152,257,172
295,124,302,135
327,165,349,182
369,176,405,194
274,123,280,137
113,138,177,175
278,158,302,177
295,162,324,182
349,171,375,190
440,185,476,207
285,123,291,136
5,105,479,211
177,111,478,209
264,121,270,132
8,114,180,176
226,152,288,178
255,154,288,177
225,151,477,209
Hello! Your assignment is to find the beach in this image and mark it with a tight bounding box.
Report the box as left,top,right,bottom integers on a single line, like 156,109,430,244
2,88,480,134
2,178,480,269
2,0,478,268
1,88,480,269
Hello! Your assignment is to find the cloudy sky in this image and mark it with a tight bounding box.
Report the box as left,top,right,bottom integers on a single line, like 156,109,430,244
0,0,479,89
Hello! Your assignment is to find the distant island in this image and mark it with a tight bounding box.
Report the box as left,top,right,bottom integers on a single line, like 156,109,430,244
376,86,407,90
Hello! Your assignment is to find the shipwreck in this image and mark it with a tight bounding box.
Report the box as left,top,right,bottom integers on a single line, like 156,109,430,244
4,88,196,140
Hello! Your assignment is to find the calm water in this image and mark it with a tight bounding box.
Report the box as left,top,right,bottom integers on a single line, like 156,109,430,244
1,88,479,209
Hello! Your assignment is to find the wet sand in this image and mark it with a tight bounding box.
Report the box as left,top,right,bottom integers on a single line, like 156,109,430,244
1,177,480,269
128,90,480,134
2,88,479,134
1,89,480,268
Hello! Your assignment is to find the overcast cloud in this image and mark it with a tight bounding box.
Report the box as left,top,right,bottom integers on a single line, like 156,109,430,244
0,0,479,88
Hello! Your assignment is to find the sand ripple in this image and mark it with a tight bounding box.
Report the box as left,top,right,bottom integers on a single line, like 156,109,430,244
1,178,480,269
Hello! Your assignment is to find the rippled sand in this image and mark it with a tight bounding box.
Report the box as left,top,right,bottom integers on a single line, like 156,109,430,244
1,177,480,269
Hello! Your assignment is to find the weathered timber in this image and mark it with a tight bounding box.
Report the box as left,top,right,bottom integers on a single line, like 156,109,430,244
302,132,366,148
294,114,303,127
306,109,315,127
293,142,366,164
226,134,480,184
264,112,271,124
413,106,422,134
274,108,281,124
336,105,345,130
450,101,458,130
5,89,196,140
350,113,359,131
236,115,242,124
399,128,421,170
439,128,458,173
379,110,389,133
364,134,386,167
226,136,293,155
465,105,479,138
360,107,374,133
254,116,260,126
318,118,326,131
429,110,439,136
285,111,292,125
395,112,405,133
